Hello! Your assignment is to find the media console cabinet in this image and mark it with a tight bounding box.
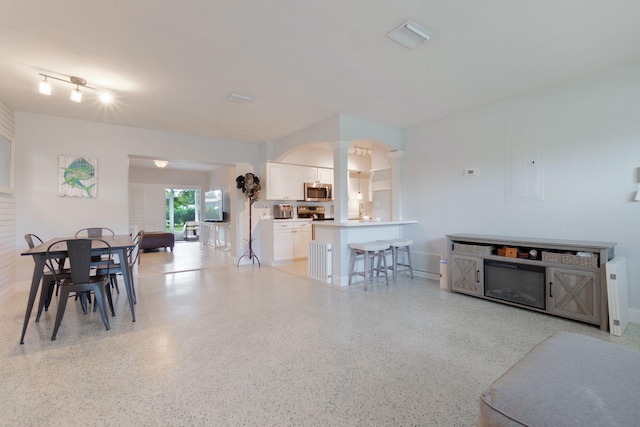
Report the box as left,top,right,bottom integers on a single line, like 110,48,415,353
447,234,616,331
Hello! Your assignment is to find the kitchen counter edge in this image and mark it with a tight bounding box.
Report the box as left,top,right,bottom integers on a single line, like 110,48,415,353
312,219,417,227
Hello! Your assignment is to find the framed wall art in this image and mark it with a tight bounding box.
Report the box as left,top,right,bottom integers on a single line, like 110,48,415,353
59,155,98,198
0,133,13,194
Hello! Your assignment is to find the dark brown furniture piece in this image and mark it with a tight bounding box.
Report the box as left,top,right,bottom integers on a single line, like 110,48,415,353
140,232,174,252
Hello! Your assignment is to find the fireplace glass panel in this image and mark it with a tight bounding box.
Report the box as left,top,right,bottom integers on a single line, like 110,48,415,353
484,260,545,309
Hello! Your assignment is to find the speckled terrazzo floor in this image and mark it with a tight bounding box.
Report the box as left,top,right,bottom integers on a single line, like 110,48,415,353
2,242,639,426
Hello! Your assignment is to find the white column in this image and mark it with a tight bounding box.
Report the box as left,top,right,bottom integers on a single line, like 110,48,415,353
387,150,404,220
329,140,352,223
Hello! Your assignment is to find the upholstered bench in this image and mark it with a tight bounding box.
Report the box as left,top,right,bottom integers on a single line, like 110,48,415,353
479,331,640,426
140,232,174,252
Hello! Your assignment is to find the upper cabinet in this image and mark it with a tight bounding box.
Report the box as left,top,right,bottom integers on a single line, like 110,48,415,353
265,163,304,201
303,167,318,183
303,166,333,184
317,167,333,185
265,162,333,201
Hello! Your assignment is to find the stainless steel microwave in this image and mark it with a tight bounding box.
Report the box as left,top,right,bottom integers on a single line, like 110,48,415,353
304,182,332,201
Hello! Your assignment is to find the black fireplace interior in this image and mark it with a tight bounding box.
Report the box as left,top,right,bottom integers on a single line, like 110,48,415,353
484,260,545,309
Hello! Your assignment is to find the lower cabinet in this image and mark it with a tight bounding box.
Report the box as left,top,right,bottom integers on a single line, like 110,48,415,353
262,220,312,265
548,267,600,324
293,227,312,258
450,254,483,296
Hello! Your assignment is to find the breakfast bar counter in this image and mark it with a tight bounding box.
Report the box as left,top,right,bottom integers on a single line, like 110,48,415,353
313,220,417,287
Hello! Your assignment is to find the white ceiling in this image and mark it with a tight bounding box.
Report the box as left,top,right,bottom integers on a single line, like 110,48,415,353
1,0,640,146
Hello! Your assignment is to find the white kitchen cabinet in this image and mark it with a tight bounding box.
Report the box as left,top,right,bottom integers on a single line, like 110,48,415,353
293,226,312,258
261,219,313,265
265,163,304,200
317,167,333,184
303,166,333,184
273,228,294,260
303,167,318,183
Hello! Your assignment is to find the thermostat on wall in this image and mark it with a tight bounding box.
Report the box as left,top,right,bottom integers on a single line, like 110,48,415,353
464,168,479,176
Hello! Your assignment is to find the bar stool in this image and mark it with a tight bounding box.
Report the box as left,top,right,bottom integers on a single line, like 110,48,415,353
378,239,414,282
348,241,390,291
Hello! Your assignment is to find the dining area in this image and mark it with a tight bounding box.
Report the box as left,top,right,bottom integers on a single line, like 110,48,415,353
19,227,144,344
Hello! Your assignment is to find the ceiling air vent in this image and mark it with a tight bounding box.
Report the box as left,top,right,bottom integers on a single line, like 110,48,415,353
387,20,433,49
227,92,253,103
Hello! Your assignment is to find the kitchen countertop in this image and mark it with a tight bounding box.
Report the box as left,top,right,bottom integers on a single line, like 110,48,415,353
312,219,417,227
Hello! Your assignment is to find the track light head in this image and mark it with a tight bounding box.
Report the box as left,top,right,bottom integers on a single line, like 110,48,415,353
99,91,113,103
70,86,82,103
39,76,51,95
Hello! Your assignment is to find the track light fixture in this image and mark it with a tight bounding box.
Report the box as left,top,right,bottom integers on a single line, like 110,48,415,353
350,146,371,157
38,73,113,104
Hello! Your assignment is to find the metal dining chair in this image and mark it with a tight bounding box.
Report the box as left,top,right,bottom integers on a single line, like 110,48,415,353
75,227,115,237
46,238,113,340
75,227,116,276
96,230,144,303
24,234,70,320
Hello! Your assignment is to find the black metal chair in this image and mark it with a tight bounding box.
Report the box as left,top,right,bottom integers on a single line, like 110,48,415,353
74,227,115,237
97,230,144,303
75,227,117,289
46,239,113,340
24,234,70,320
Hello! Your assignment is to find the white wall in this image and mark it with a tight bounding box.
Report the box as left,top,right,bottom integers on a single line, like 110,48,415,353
129,166,210,188
14,112,260,280
404,61,640,314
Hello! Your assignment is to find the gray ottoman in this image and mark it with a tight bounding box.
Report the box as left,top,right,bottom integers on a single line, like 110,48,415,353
479,332,640,426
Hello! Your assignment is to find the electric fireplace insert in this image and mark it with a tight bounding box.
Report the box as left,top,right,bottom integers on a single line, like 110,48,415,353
484,260,546,310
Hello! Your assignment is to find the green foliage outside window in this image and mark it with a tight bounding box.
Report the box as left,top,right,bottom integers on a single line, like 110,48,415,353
166,189,197,231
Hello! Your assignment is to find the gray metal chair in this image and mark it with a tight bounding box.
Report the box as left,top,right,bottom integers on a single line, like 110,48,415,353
75,227,115,237
46,239,113,340
24,234,69,320
97,230,144,303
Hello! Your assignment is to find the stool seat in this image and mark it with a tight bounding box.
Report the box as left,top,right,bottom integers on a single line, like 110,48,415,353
350,242,390,252
387,239,413,247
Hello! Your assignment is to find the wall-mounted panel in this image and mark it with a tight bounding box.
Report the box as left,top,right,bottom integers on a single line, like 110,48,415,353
505,123,544,201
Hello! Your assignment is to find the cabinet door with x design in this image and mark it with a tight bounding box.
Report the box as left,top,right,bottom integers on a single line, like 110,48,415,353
547,267,600,324
451,254,483,296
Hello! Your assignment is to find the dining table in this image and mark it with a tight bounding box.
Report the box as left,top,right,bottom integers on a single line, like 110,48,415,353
19,234,136,344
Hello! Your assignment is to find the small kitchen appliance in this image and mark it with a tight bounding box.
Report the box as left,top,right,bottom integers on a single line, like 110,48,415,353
304,182,332,202
297,205,325,219
273,204,293,219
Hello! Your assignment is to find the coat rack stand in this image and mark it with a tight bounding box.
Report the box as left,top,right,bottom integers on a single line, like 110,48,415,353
237,200,260,267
